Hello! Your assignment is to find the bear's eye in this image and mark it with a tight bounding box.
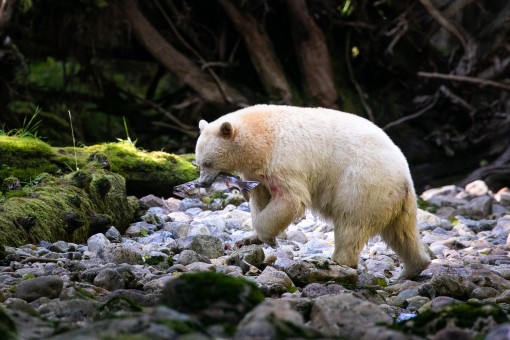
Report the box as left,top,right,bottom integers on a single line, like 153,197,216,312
203,161,212,168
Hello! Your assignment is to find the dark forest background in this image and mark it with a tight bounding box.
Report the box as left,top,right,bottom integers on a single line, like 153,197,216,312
1,0,510,192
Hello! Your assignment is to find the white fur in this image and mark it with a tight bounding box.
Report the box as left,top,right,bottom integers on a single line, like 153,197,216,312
195,104,430,278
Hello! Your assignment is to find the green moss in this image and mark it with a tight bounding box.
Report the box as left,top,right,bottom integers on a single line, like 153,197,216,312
160,272,265,325
0,135,60,180
100,296,143,313
0,136,197,197
145,254,164,265
392,302,508,337
0,307,17,340
417,197,438,213
0,168,135,246
157,319,203,335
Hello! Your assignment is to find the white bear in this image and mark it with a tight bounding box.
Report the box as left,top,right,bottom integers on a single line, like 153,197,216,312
195,104,430,279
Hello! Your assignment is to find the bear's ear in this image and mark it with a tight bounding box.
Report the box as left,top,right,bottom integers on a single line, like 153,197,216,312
219,121,234,139
198,120,209,133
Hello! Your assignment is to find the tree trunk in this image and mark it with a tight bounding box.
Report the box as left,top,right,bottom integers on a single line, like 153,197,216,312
122,0,247,107
286,0,338,108
217,0,292,104
0,0,14,35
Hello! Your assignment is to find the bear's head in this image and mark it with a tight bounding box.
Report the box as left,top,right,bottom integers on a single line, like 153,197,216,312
195,119,237,187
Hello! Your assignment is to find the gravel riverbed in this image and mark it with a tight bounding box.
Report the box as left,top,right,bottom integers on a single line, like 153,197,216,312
1,180,510,339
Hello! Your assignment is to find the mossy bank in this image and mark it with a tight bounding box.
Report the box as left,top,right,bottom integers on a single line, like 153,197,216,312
0,163,143,246
0,136,198,197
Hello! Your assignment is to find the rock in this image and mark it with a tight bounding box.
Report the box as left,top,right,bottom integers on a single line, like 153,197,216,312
104,226,122,243
180,198,207,211
125,221,157,237
38,299,101,322
176,249,211,266
301,283,345,298
309,293,393,338
99,289,158,307
234,299,314,339
407,296,431,310
183,235,224,259
93,268,125,291
186,262,216,272
255,266,295,296
236,245,265,268
14,276,63,302
460,196,493,218
3,297,38,316
159,272,264,325
97,244,144,265
87,233,110,252
48,241,72,253
427,273,472,300
285,230,308,243
470,286,499,300
485,323,510,340
465,180,490,196
283,258,357,286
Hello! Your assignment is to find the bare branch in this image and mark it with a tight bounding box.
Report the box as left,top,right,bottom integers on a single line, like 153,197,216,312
418,0,470,51
383,94,439,130
346,32,374,121
417,71,510,91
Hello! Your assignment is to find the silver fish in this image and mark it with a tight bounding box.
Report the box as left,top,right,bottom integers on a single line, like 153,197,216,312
173,172,259,199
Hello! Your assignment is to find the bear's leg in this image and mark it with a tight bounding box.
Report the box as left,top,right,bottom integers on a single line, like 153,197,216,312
253,196,305,246
380,208,431,280
331,224,371,269
249,185,272,219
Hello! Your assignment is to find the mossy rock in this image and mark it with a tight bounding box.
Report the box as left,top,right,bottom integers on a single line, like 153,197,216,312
0,136,198,197
0,307,17,340
159,272,265,325
392,302,508,337
0,166,140,246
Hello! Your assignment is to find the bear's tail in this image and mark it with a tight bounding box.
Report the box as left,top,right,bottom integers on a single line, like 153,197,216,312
381,184,431,280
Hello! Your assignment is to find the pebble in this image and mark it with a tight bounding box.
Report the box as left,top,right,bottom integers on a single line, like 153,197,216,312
1,180,509,339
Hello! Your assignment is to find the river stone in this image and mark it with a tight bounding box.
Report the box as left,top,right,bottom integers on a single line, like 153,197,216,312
309,293,392,338
100,289,158,307
188,235,224,259
286,230,308,243
255,266,295,296
428,273,472,300
93,268,125,291
37,299,101,322
470,286,499,300
97,244,144,265
125,221,157,237
105,226,122,243
186,262,216,272
87,233,111,252
284,258,357,286
301,283,346,298
48,241,72,253
14,276,63,302
234,299,312,339
3,297,38,316
236,244,265,268
176,249,211,265
485,323,510,340
460,196,493,218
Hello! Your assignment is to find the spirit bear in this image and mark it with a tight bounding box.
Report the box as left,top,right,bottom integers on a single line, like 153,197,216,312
195,105,430,279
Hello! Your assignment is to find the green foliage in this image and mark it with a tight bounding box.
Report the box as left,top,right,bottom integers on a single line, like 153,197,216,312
0,107,42,138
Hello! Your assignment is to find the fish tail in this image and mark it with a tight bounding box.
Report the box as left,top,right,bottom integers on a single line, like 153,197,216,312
240,181,259,192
